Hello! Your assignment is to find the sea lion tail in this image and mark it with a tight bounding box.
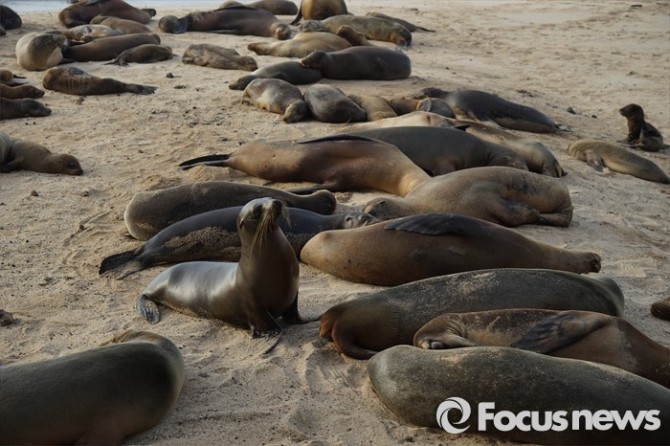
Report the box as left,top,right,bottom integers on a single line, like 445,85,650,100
136,294,161,324
178,154,231,170
99,250,144,278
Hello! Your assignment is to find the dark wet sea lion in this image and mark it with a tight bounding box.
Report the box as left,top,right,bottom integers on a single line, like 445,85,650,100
1,5,22,31
182,43,258,71
63,33,161,62
15,31,66,71
304,84,367,123
299,46,411,80
1,132,83,175
106,44,174,66
0,330,184,445
0,98,51,120
291,0,348,25
43,66,157,95
0,84,45,99
59,0,155,28
319,268,623,359
619,103,666,152
300,15,412,47
248,31,352,58
243,78,308,123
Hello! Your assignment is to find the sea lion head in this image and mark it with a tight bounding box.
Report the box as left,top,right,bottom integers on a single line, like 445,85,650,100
229,74,256,90
619,103,644,119
271,22,292,40
159,15,188,34
20,99,52,117
299,50,328,70
362,197,413,221
343,212,377,229
237,56,259,72
52,153,84,175
237,197,287,251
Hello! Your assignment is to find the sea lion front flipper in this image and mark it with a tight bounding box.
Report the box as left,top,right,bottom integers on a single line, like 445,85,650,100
297,134,383,144
136,294,161,324
511,311,610,354
384,213,479,236
282,294,316,324
178,154,231,170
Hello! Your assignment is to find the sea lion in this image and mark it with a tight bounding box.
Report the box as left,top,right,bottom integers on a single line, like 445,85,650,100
63,33,161,62
182,44,258,71
15,31,66,71
388,96,455,118
291,0,348,25
178,135,430,196
300,15,412,47
159,6,291,40
89,15,152,34
243,78,308,123
136,198,304,339
100,207,375,278
651,297,670,321
248,32,352,58
344,110,454,130
1,132,83,175
304,84,367,123
348,95,397,121
568,139,669,184
220,0,298,16
62,24,122,42
0,98,51,120
43,66,157,95
414,309,670,388
229,60,322,90
0,68,27,86
619,103,666,152
299,46,411,80
0,5,22,32
364,166,573,226
418,87,559,133
301,213,600,287
59,0,155,28
367,346,670,445
365,12,433,32
107,44,174,66
0,330,185,445
319,268,624,359
0,84,45,99
123,181,337,240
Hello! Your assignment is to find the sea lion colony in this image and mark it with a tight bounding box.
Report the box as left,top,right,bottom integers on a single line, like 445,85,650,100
0,1,668,444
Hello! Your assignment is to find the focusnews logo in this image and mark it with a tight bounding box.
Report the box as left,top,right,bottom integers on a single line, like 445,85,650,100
436,399,662,434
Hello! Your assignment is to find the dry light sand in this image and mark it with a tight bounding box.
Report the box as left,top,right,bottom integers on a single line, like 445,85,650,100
0,1,669,444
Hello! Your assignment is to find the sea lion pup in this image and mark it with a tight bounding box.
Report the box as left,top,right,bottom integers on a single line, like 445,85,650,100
0,98,51,120
414,309,670,388
417,87,559,133
291,0,348,25
300,15,412,47
100,206,375,278
124,182,337,240
0,5,22,32
229,60,322,90
651,297,670,321
248,32,352,58
349,95,397,121
619,103,666,152
243,78,308,123
159,6,291,40
367,346,670,445
137,198,304,339
178,135,430,196
0,84,45,99
182,44,257,71
304,84,367,123
15,31,67,71
0,330,185,445
301,213,600,287
0,132,83,175
319,269,624,359
364,166,573,226
63,32,161,62
62,24,122,42
59,0,155,28
43,66,157,95
568,139,669,184
220,0,299,16
365,12,433,32
89,14,152,34
342,126,529,175
0,68,27,85
299,46,411,80
106,44,174,66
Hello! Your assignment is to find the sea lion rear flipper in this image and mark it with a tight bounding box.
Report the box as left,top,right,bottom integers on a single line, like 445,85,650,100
282,294,316,324
178,154,231,170
511,311,610,354
384,213,480,236
290,5,303,25
136,294,161,324
99,249,141,276
583,149,605,173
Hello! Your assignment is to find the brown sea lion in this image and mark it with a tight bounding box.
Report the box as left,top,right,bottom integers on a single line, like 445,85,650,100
59,0,155,28
299,46,411,80
291,0,347,25
0,132,83,175
0,84,45,99
43,66,157,95
348,94,397,121
301,213,600,286
0,69,27,86
178,135,430,196
364,166,573,226
123,182,337,240
229,60,322,90
365,12,433,32
0,98,51,120
304,84,367,123
568,139,669,184
100,206,375,278
220,0,299,16
319,268,624,359
136,198,304,340
414,309,670,388
248,31,352,58
63,33,161,62
619,103,666,152
344,110,454,130
300,15,412,47
106,44,174,66
62,24,121,42
15,31,66,71
89,15,152,33
651,297,670,321
368,346,670,444
182,43,258,71
243,78,308,123
0,330,184,445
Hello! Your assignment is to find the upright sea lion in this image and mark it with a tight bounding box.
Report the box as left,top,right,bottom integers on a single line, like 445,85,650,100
1,132,83,175
124,182,337,240
0,84,45,99
101,206,375,278
136,198,304,339
368,346,670,444
15,31,66,71
89,15,152,34
62,24,121,42
106,44,174,66
248,31,352,58
229,60,321,90
348,95,397,121
300,15,412,47
414,309,670,388
182,44,258,71
299,46,411,80
319,268,623,359
619,103,666,152
63,33,161,62
364,166,573,226
304,84,367,123
291,0,348,25
0,98,51,120
243,78,308,123
43,66,157,95
365,12,433,32
178,135,430,196
568,139,669,184
59,0,155,28
301,213,600,286
0,330,185,445
0,5,22,32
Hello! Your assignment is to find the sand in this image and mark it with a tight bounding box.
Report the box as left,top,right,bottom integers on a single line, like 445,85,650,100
0,1,668,444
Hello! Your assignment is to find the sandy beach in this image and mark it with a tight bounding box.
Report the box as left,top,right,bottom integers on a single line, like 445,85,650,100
1,1,669,444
